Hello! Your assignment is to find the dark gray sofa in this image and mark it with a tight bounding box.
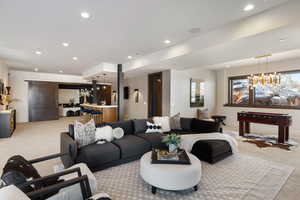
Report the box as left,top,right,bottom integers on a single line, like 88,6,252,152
61,118,220,172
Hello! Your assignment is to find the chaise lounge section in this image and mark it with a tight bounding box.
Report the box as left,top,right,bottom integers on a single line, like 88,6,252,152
61,118,221,172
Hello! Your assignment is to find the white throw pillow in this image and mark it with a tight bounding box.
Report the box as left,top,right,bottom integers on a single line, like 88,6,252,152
74,119,96,148
153,116,171,132
95,126,113,143
145,121,162,133
112,127,124,139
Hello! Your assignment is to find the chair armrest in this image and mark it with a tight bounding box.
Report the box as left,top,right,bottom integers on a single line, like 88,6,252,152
19,167,82,188
61,132,78,168
29,153,67,164
27,175,92,200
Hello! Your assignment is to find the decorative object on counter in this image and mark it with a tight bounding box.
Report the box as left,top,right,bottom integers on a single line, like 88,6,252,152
134,89,139,103
0,86,17,110
80,89,93,104
162,133,181,153
190,79,205,107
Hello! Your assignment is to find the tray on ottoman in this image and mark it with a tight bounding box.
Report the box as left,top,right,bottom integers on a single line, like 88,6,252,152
151,149,191,165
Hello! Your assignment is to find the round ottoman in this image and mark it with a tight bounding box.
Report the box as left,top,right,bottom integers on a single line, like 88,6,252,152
140,151,202,194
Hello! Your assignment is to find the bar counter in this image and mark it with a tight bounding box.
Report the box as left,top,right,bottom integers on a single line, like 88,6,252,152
81,104,118,122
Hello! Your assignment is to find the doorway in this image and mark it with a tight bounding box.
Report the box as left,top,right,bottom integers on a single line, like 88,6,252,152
148,72,162,117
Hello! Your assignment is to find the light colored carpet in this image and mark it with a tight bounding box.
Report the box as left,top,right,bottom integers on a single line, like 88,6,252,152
94,154,294,200
0,119,299,200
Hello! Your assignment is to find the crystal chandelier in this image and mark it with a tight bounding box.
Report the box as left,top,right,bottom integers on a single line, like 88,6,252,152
248,54,281,89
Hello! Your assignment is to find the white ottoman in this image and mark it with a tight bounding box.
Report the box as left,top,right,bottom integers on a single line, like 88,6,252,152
140,151,202,194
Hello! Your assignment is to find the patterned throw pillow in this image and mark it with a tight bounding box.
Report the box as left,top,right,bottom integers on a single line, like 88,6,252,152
153,116,171,132
170,113,182,130
145,121,162,133
74,119,96,148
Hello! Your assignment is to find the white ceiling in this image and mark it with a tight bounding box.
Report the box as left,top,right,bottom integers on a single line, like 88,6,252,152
0,0,290,75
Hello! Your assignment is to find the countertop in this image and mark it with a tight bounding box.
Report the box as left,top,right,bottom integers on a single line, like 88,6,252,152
80,104,118,108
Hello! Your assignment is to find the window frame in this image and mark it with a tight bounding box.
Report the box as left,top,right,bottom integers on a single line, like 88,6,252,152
225,70,300,110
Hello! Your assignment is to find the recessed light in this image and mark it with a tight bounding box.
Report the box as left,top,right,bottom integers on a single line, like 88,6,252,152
34,68,39,72
62,42,69,47
244,4,255,11
81,12,90,19
127,56,132,59
164,40,171,44
35,51,42,55
72,57,78,61
59,70,63,73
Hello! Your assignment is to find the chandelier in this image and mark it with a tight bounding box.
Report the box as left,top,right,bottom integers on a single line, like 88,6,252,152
248,54,281,89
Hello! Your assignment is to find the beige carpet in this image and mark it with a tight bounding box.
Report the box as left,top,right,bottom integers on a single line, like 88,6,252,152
0,119,299,200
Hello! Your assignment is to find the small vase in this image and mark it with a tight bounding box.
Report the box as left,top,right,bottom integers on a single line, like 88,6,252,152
168,144,178,153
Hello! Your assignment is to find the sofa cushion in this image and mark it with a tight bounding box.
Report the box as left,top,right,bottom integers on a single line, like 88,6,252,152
111,135,151,159
191,140,232,164
133,119,153,134
76,143,120,169
191,119,219,133
180,118,194,131
135,133,166,149
105,120,134,135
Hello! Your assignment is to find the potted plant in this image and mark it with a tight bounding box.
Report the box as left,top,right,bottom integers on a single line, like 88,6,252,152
162,133,181,153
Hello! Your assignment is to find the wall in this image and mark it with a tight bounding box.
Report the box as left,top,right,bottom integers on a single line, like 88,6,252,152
215,57,300,136
124,70,171,119
170,68,216,118
58,89,80,104
124,74,148,119
0,62,9,110
9,70,88,122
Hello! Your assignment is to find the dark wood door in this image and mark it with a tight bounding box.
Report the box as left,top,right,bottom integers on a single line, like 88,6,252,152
148,72,162,117
28,81,59,122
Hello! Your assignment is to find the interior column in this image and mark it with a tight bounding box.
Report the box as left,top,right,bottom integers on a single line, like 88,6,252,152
117,64,124,121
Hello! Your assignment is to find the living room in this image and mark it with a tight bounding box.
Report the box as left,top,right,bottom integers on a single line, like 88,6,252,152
1,0,300,200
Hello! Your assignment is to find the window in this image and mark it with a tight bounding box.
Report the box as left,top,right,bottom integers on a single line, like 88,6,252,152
228,70,300,109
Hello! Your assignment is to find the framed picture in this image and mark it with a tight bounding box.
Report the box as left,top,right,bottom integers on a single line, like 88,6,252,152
190,79,204,107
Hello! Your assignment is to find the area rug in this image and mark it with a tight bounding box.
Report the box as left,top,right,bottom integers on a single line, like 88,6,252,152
94,154,294,200
242,134,299,151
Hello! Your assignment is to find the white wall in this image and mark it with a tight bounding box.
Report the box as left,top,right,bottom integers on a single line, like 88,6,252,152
170,68,216,118
58,89,80,104
124,74,148,119
215,58,300,136
0,62,9,110
9,70,88,122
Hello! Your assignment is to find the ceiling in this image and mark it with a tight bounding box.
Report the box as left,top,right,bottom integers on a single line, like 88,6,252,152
0,0,290,75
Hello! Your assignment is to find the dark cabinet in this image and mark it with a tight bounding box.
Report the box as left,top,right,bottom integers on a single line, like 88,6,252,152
0,109,16,138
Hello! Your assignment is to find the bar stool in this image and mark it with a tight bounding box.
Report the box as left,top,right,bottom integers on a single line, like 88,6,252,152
90,110,103,124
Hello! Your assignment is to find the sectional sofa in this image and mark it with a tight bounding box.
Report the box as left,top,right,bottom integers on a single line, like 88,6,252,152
61,118,220,172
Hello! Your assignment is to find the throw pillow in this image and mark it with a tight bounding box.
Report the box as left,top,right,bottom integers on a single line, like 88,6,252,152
74,119,96,148
145,121,162,133
197,108,210,119
153,116,171,132
112,127,124,139
170,113,182,130
95,126,113,143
